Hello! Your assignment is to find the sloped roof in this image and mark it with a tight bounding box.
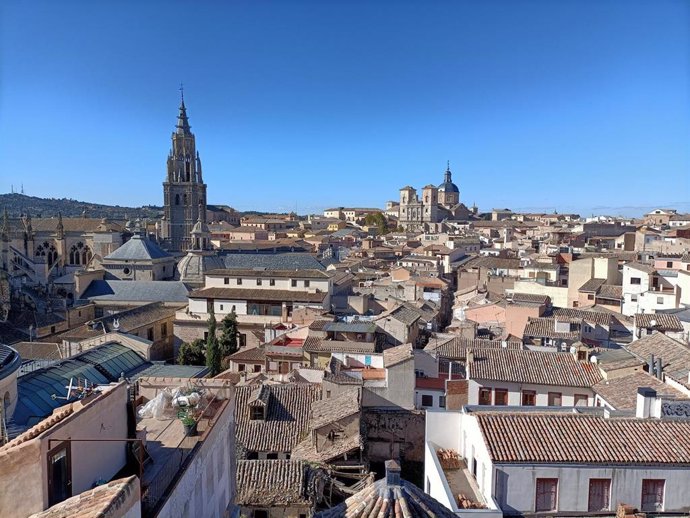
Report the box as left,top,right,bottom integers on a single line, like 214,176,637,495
634,313,684,332
477,412,690,465
235,460,313,507
597,284,623,300
228,346,266,363
206,268,329,279
523,317,580,340
223,252,325,270
578,278,606,292
80,280,189,303
424,337,523,360
104,234,171,261
28,475,139,518
553,308,612,327
626,333,690,389
310,390,361,430
303,337,376,354
189,287,327,304
383,343,413,367
593,371,685,411
316,462,458,518
235,383,321,454
468,348,602,387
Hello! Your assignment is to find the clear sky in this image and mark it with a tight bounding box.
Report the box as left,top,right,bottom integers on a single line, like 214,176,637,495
1,0,688,216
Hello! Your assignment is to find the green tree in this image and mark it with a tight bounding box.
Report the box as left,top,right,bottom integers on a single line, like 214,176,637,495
365,212,389,235
219,311,239,361
205,308,222,376
178,339,206,366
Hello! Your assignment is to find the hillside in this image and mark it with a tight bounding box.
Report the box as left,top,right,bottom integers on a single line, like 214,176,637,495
0,193,163,220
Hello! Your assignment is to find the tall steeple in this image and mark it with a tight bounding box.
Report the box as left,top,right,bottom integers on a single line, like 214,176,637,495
444,161,452,183
176,84,192,136
162,88,208,252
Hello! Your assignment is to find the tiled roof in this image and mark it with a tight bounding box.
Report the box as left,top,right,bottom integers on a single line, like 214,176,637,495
634,313,684,332
80,280,189,303
468,349,602,387
626,333,690,389
477,412,690,465
523,317,580,340
104,234,171,261
303,337,376,354
510,293,549,305
228,346,266,363
424,338,523,360
323,321,379,334
28,475,139,518
464,256,521,270
206,268,329,279
189,287,327,303
311,390,361,430
593,372,685,411
553,308,612,327
292,432,362,464
316,462,458,518
578,278,606,292
597,284,623,300
222,252,325,271
235,460,313,507
383,343,413,367
323,372,363,386
235,383,321,454
308,319,333,331
388,305,421,325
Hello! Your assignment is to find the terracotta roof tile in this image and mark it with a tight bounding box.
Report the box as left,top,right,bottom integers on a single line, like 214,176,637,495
190,287,327,303
235,460,313,507
477,412,690,464
634,313,684,332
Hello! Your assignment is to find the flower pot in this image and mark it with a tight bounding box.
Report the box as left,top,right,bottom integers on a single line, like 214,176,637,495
183,421,197,436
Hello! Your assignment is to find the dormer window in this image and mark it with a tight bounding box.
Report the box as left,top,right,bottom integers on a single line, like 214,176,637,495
237,278,243,286
250,406,265,421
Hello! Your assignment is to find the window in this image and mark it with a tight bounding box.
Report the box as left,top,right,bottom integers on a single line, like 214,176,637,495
421,394,433,407
237,278,243,285
548,392,562,406
219,304,224,311
48,441,72,506
631,277,641,285
439,395,446,408
588,294,594,300
269,279,275,286
266,453,278,460
588,479,611,512
238,364,246,372
478,388,492,405
631,294,638,302
50,325,56,334
147,327,154,341
535,478,558,512
657,297,664,304
574,394,588,407
304,280,310,288
291,279,297,287
667,261,673,268
257,278,262,286
326,390,331,399
224,277,229,285
161,323,167,337
253,511,268,518
250,406,265,421
494,389,508,406
522,390,536,406
641,479,665,511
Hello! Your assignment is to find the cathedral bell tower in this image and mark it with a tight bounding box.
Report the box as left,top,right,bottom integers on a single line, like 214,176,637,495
162,88,208,252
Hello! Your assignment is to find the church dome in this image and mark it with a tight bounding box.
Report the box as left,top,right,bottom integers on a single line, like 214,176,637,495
175,251,225,287
437,163,459,193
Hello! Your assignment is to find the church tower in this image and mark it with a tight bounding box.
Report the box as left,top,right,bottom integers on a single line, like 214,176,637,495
162,90,207,252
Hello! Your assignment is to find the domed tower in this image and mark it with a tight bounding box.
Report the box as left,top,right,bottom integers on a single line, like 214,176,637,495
175,206,224,287
438,161,460,208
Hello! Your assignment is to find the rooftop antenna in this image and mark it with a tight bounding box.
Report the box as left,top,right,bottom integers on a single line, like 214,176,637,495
51,377,93,401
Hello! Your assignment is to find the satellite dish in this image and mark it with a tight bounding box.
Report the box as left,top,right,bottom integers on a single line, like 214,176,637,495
590,355,598,364
649,319,657,328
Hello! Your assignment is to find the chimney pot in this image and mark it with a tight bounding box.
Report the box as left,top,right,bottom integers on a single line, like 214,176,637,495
636,387,657,419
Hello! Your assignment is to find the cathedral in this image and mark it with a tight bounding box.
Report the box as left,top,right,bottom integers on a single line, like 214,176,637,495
161,93,207,252
396,163,472,231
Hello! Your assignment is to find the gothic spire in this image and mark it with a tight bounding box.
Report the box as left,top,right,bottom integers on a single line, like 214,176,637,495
176,85,192,135
56,212,64,239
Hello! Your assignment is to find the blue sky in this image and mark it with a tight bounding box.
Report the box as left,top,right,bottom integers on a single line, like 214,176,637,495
1,0,688,216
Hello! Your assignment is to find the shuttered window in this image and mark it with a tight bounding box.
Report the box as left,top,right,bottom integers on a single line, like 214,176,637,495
535,478,558,512
588,479,611,512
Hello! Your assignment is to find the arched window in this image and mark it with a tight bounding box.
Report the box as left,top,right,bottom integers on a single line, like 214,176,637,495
69,242,92,265
175,194,180,206
183,194,188,205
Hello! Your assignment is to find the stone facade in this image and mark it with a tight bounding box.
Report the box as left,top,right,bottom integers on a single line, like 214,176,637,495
161,95,207,252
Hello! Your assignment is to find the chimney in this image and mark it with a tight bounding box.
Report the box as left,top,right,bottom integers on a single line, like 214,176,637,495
655,357,663,380
648,354,655,375
385,459,401,487
636,387,657,419
465,348,474,380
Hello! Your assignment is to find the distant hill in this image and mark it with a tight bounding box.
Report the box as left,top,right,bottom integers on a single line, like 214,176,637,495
0,193,163,220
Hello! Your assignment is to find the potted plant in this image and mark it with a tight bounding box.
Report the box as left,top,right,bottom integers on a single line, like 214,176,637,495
181,412,197,436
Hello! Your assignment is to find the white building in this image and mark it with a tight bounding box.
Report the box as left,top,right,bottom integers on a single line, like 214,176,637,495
425,404,690,515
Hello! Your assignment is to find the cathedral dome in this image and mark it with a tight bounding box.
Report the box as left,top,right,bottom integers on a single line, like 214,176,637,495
437,163,459,193
175,251,225,287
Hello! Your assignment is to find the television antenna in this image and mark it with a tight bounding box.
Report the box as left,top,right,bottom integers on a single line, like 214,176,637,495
51,377,94,401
